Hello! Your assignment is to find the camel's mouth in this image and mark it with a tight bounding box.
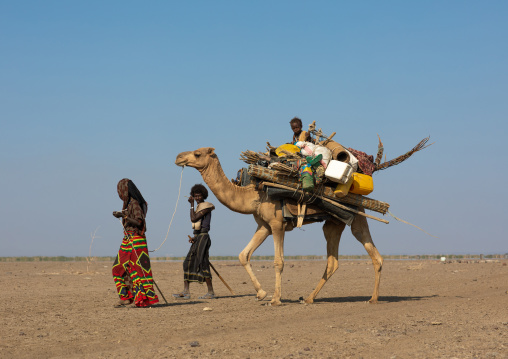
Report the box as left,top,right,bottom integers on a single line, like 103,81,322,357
175,153,189,167
175,159,186,167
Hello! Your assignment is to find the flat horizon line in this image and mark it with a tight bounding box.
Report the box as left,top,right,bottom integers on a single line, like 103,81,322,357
1,253,507,262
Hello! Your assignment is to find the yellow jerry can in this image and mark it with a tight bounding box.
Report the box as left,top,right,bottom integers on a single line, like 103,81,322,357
333,176,353,197
349,173,374,195
275,144,300,157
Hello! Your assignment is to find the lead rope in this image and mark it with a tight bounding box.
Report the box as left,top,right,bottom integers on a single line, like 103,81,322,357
150,166,185,253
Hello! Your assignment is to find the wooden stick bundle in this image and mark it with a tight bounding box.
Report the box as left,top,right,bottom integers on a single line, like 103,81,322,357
247,165,390,214
262,182,389,224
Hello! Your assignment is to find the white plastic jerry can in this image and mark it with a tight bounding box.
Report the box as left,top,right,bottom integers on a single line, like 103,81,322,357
324,160,353,184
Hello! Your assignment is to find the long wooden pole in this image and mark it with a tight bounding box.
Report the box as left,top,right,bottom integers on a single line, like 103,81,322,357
248,165,390,214
209,262,236,296
261,182,389,224
152,279,168,304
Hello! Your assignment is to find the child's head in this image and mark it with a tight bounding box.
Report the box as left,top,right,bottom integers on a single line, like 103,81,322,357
289,117,303,135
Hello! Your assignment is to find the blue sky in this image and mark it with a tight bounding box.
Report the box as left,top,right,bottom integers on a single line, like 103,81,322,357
1,1,507,258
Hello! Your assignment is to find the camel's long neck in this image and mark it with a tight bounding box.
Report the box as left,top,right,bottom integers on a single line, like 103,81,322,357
199,157,260,214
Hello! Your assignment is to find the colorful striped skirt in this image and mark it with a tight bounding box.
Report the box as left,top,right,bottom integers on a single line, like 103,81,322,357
112,232,159,307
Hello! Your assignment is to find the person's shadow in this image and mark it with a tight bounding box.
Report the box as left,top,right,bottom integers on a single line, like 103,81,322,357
140,293,256,308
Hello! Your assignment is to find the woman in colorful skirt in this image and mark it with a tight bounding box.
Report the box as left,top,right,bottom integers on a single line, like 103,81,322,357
112,178,159,307
173,184,216,300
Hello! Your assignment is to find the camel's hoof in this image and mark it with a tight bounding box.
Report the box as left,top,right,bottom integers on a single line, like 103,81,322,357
368,298,378,304
299,296,313,305
270,299,282,306
256,289,267,301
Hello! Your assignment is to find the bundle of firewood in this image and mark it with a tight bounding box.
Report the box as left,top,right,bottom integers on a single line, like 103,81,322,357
238,122,431,219
239,150,271,165
247,165,390,214
240,147,305,177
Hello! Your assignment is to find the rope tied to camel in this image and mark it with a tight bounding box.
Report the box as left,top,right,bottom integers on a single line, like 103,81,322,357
150,166,184,252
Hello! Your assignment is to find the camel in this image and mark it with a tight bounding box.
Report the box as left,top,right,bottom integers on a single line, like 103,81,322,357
175,147,383,306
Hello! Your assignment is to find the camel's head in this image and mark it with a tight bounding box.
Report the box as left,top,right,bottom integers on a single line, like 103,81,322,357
175,147,216,170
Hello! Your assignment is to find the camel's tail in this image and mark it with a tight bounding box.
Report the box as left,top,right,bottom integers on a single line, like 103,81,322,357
373,137,433,172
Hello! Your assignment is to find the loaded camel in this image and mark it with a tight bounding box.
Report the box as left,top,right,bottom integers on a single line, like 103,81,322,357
175,147,383,306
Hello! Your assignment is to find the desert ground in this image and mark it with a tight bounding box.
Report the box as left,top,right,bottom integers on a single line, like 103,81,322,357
1,258,507,359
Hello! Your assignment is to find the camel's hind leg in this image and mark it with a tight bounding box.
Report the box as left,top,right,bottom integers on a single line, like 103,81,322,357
238,216,271,301
303,220,346,304
269,220,286,306
351,209,383,303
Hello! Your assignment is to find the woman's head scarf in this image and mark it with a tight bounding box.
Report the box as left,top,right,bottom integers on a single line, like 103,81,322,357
117,178,148,233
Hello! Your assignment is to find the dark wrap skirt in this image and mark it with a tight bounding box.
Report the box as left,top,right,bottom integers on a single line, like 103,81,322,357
183,230,212,283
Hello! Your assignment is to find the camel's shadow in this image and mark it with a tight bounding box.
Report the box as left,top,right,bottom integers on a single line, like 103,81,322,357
281,294,438,304
218,294,256,299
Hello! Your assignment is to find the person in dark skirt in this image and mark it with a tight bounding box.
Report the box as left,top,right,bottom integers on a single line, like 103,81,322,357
173,184,216,300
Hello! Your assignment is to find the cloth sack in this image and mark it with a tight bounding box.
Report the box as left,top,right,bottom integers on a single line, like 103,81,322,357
191,202,214,230
295,141,332,168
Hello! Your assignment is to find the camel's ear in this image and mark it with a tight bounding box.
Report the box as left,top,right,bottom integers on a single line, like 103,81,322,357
207,148,215,155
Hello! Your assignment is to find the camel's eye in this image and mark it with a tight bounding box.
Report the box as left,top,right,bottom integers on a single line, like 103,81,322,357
194,152,201,158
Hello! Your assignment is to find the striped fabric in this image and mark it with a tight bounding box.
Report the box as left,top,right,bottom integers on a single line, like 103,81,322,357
112,232,159,307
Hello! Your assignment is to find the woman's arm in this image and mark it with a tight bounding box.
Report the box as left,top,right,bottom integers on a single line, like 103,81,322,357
113,209,142,227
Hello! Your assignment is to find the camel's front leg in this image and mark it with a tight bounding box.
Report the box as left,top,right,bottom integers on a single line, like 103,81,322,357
304,220,345,304
351,210,383,303
270,222,285,306
238,218,271,301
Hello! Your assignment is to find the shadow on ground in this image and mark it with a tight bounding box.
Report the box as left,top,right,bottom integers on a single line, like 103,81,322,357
314,294,438,303
129,294,257,309
278,294,438,304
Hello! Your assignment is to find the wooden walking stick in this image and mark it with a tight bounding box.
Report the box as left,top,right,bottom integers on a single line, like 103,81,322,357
152,279,168,304
188,235,236,295
209,262,236,296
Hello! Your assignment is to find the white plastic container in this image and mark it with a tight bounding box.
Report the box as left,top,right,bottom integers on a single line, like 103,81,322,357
324,160,353,184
